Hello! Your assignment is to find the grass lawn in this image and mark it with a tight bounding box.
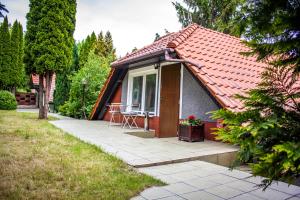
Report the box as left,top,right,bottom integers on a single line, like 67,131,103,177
0,110,163,199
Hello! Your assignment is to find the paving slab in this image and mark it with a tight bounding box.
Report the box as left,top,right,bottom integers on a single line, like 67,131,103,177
49,119,238,167
135,161,300,200
19,111,299,200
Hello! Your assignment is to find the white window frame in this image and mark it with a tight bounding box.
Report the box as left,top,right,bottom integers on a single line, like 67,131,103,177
127,66,158,115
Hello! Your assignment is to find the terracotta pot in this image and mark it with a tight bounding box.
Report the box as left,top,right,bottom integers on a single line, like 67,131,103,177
178,124,204,142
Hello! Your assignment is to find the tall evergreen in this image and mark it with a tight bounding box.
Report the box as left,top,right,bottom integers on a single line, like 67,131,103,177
94,31,106,57
9,21,24,92
79,32,96,68
0,17,11,90
173,0,242,36
236,0,300,74
24,0,76,119
54,43,79,110
211,0,300,188
104,31,115,58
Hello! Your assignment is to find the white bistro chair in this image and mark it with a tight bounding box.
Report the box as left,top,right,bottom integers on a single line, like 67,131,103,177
107,103,123,126
121,104,140,129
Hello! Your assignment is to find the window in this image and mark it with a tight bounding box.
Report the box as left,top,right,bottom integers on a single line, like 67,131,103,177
145,74,156,112
128,69,158,114
131,76,143,111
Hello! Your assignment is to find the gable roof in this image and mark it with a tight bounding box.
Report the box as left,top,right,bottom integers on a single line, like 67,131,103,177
91,24,268,119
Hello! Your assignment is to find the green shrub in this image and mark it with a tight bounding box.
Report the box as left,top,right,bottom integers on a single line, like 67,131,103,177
59,52,111,118
0,90,17,110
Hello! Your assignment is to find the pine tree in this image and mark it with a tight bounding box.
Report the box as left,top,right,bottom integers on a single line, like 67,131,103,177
24,0,76,119
173,0,242,36
0,16,11,90
210,0,300,189
94,31,106,57
9,20,25,93
79,32,96,68
104,31,115,58
236,0,300,74
54,43,79,110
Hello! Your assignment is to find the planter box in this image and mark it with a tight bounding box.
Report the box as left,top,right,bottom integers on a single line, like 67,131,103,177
178,124,204,142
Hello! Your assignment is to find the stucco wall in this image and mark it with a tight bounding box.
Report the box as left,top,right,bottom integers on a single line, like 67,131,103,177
121,72,128,105
181,66,220,121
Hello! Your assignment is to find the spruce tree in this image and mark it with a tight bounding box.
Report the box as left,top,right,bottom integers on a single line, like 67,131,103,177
79,32,96,68
0,16,11,90
9,20,24,93
173,0,242,36
54,43,79,110
104,31,115,58
24,0,76,119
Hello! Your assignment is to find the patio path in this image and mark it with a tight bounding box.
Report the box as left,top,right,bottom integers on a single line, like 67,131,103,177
49,118,238,167
17,110,300,199
134,161,300,200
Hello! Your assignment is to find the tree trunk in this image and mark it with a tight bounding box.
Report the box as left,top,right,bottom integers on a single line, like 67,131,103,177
43,71,52,119
38,74,45,119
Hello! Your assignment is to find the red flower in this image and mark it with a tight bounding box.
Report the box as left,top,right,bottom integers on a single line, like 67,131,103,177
188,115,196,120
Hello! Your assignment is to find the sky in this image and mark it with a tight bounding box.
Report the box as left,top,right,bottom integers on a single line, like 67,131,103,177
2,0,184,57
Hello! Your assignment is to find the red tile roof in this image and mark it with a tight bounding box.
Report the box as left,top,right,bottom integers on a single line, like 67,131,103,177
111,24,268,111
31,74,56,102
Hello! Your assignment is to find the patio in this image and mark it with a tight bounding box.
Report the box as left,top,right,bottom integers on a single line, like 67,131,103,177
50,119,238,167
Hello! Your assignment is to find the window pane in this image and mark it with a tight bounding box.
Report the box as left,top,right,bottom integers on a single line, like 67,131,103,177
145,74,156,112
131,76,143,110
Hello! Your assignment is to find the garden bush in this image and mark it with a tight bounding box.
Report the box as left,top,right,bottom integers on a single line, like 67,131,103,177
59,52,111,118
0,90,17,110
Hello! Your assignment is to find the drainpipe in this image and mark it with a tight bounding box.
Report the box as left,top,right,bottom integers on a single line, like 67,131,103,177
164,49,204,69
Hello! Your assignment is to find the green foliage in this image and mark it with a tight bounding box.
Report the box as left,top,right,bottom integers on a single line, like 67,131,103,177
54,43,79,110
78,32,96,68
0,90,17,110
173,0,243,36
59,52,112,118
0,17,25,91
24,0,76,74
211,66,300,188
234,0,300,74
0,17,11,89
94,31,116,59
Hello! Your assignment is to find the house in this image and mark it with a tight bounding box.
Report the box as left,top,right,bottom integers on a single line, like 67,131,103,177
90,23,266,140
16,74,56,108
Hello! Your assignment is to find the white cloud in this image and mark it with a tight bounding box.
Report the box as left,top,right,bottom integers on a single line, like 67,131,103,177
2,0,184,56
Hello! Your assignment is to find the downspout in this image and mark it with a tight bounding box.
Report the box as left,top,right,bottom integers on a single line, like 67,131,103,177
164,49,204,69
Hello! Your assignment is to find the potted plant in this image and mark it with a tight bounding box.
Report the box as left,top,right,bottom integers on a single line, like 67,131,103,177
178,115,204,142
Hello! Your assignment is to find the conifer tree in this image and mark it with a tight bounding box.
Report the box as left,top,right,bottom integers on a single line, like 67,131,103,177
9,21,24,93
94,31,106,57
24,0,76,119
0,16,11,90
173,0,242,36
54,43,79,110
79,32,96,68
104,31,115,58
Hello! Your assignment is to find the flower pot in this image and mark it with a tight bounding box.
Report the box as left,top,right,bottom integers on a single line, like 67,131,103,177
178,124,204,142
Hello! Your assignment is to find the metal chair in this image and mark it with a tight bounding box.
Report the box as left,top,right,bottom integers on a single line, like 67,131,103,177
107,103,123,126
121,104,140,129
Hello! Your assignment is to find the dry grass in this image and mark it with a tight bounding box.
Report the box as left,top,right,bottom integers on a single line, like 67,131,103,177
0,110,163,200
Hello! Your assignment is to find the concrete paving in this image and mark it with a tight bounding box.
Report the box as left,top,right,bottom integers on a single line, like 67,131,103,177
136,161,300,200
17,109,300,199
49,118,238,167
